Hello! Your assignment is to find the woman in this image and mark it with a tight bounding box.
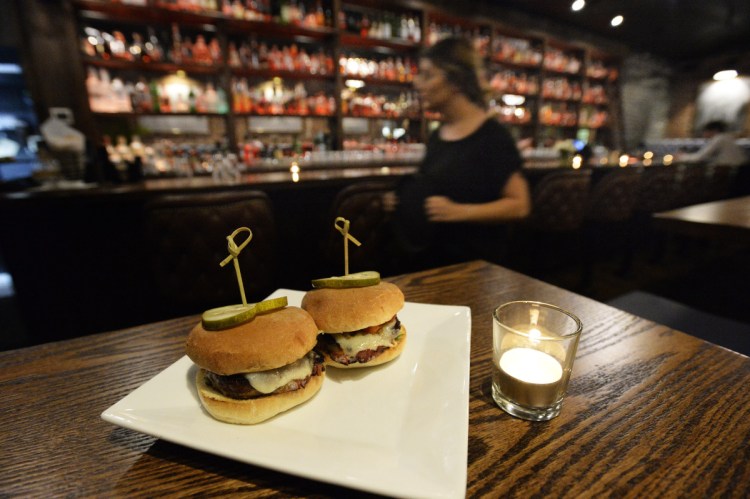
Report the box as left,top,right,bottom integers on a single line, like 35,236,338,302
386,37,531,270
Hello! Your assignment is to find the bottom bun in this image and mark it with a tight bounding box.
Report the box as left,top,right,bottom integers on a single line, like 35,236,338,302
196,368,324,424
323,327,407,369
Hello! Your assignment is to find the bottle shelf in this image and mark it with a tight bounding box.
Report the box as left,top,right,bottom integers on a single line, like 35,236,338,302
72,0,622,155
83,57,222,75
230,68,336,81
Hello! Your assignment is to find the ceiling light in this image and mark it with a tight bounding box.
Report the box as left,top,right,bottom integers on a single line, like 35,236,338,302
0,63,22,74
713,69,738,81
610,15,624,27
571,0,585,12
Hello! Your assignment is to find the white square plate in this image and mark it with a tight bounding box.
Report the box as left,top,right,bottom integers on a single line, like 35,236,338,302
102,289,471,499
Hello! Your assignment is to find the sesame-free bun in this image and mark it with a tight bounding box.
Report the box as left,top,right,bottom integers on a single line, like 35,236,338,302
195,367,324,424
321,326,407,369
186,306,319,375
301,282,404,333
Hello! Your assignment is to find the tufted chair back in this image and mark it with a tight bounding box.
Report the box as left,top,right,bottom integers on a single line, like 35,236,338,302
320,181,396,274
525,170,592,232
674,163,710,207
143,190,277,318
704,164,736,202
636,166,679,213
586,168,642,222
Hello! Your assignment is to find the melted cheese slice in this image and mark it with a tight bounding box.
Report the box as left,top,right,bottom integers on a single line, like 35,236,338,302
244,353,313,394
333,320,399,356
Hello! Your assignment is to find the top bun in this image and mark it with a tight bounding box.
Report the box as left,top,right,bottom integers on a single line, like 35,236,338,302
301,281,404,333
186,306,319,375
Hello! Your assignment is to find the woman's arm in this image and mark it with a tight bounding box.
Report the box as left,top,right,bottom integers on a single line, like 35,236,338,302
424,172,531,223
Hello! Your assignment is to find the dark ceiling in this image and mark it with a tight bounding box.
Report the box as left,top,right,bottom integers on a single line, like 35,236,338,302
486,0,750,69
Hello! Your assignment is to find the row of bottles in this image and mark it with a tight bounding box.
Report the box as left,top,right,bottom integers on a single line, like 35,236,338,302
339,54,418,82
274,0,332,27
490,73,608,105
543,48,583,75
342,91,419,118
228,40,334,74
155,0,220,12
490,101,532,125
80,24,222,66
425,23,489,56
103,134,242,180
231,78,335,115
339,9,421,43
489,70,540,96
582,84,608,104
541,77,583,101
492,36,543,66
539,102,579,127
586,61,619,81
579,107,609,128
87,67,229,113
222,0,273,21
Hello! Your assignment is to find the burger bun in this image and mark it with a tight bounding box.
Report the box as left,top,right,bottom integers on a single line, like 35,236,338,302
301,282,404,333
195,367,324,424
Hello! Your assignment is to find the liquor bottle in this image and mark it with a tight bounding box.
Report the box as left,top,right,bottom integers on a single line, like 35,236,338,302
171,24,183,63
130,32,146,61
145,27,164,62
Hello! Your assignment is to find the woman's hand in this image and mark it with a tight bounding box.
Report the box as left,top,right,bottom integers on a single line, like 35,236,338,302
424,195,465,222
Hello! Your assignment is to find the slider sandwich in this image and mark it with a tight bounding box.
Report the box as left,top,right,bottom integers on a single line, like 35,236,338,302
186,299,325,424
301,272,406,368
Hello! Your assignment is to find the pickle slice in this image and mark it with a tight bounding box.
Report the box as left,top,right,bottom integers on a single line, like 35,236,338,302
201,304,257,331
311,271,381,289
254,296,288,314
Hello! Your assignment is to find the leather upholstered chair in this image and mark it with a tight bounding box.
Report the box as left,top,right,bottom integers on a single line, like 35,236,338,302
319,180,397,275
704,164,736,202
143,190,277,319
509,170,591,275
635,165,679,214
585,168,642,224
582,167,643,283
524,169,592,232
674,163,710,207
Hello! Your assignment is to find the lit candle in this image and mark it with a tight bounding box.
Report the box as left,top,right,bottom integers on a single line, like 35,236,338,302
497,347,563,408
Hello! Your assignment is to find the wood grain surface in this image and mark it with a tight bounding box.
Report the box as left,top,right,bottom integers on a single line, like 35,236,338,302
2,260,749,497
653,195,750,242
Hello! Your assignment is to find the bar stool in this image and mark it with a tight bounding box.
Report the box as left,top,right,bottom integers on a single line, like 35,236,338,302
674,163,710,207
509,169,592,275
704,164,737,202
582,167,643,283
143,190,277,319
319,180,397,275
633,165,681,263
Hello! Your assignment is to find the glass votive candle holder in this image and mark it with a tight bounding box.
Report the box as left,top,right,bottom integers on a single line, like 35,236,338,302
492,301,582,421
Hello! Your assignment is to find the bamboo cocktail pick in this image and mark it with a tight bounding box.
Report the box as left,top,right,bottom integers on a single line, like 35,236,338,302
334,217,361,276
220,227,253,306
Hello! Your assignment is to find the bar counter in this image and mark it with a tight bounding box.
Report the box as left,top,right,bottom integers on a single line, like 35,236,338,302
1,164,419,200
2,260,749,497
0,164,417,345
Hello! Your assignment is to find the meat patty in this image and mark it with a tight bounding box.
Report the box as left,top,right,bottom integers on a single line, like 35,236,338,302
205,351,325,399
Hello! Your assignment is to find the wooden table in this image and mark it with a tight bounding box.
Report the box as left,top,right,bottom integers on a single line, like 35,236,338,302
653,195,750,242
2,260,750,497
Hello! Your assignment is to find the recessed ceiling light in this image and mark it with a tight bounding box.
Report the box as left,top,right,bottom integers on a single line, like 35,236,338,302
610,15,624,27
0,63,22,74
571,0,585,12
713,69,738,81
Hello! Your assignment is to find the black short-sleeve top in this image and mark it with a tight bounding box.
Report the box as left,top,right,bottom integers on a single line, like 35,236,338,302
393,118,523,262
